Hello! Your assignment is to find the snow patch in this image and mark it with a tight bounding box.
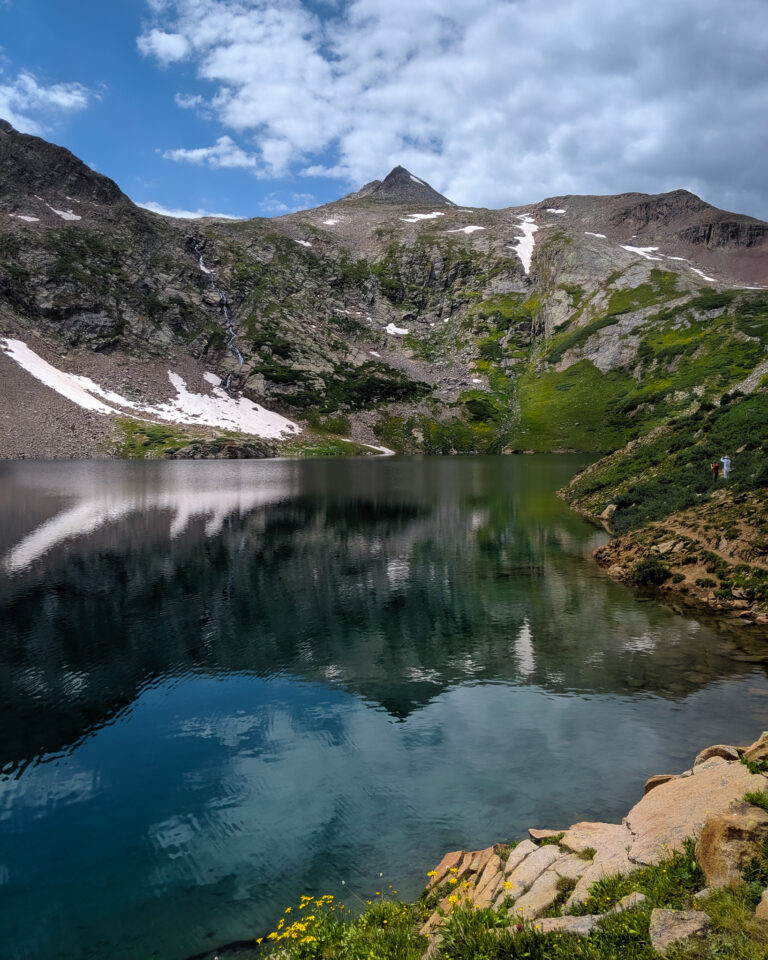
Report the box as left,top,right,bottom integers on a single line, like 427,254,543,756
400,212,444,223
0,338,300,439
447,225,485,234
620,244,665,261
47,205,81,221
385,323,409,336
472,378,483,383
295,239,312,247
584,231,606,238
369,350,381,357
10,214,40,222
409,175,425,185
507,215,539,274
690,267,717,282
203,372,222,387
666,256,688,261
546,208,566,214
322,219,339,225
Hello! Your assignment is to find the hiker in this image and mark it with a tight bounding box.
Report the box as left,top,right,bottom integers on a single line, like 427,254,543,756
711,461,720,480
721,455,732,479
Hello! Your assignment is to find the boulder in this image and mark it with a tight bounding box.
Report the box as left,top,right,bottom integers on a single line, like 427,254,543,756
645,774,678,795
502,839,538,876
611,891,647,913
426,849,464,889
505,844,562,900
743,732,768,765
694,745,740,766
561,822,634,907
534,915,601,936
511,869,562,919
472,856,506,909
648,908,711,953
528,828,562,842
625,757,766,865
561,821,629,857
696,804,768,888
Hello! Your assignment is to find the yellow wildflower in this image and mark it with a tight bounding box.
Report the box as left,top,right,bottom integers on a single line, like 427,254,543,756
426,870,437,878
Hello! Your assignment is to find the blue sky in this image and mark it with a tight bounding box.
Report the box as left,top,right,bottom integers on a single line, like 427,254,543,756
2,0,767,220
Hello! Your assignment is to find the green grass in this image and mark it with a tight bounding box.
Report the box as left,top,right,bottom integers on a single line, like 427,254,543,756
115,420,193,459
513,360,647,452
744,790,768,813
278,436,374,457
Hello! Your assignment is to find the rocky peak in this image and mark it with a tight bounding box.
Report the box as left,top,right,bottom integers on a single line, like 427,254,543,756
352,165,453,206
0,119,126,208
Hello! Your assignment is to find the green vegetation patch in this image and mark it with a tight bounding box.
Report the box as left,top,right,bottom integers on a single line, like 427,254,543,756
568,388,768,532
115,420,193,459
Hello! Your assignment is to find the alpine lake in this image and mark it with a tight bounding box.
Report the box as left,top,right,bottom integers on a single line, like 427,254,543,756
1,455,767,960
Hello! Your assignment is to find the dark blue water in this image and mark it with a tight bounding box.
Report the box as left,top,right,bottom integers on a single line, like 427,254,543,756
1,456,766,960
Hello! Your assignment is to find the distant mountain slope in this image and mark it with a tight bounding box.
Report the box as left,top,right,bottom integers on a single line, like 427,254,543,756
0,119,766,463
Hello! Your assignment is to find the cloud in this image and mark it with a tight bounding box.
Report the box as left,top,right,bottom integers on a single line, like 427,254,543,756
161,134,259,169
135,200,242,219
136,28,190,64
0,71,91,134
140,0,768,216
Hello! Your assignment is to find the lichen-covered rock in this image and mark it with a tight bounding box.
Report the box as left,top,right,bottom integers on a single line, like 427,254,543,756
649,908,711,953
696,804,768,888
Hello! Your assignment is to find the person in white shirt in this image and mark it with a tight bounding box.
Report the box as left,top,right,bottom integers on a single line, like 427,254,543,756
720,455,732,479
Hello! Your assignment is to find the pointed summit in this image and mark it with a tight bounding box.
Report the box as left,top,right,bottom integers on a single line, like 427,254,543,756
348,166,453,206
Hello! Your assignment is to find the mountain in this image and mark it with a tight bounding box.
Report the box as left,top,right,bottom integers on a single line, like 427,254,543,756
341,166,453,205
0,119,767,470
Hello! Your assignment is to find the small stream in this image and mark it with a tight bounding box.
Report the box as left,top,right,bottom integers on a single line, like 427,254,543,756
193,238,245,373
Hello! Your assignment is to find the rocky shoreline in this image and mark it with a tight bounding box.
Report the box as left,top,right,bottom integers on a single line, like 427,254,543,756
591,490,768,630
419,731,768,955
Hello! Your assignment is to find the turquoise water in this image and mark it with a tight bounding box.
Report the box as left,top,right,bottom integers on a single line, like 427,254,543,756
0,456,766,960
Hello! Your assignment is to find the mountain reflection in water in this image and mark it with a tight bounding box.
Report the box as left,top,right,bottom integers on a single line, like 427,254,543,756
1,457,766,960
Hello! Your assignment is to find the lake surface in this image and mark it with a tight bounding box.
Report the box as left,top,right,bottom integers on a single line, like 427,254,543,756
1,455,767,960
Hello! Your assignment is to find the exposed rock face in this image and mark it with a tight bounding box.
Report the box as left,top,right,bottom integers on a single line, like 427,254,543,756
695,803,768,888
648,908,711,953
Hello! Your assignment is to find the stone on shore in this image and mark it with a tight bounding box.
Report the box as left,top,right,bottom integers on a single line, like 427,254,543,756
645,774,679,795
528,828,562,842
696,804,768,887
743,732,768,765
649,908,711,953
694,744,740,766
625,757,766,865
